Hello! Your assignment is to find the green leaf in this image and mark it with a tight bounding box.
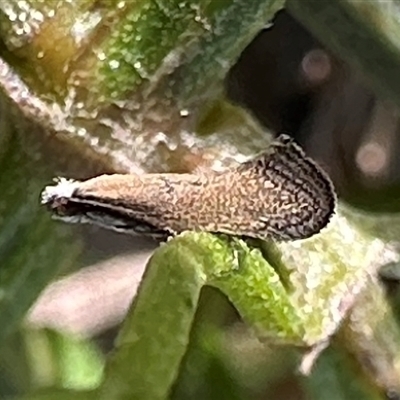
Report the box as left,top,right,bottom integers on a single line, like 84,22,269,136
24,329,104,390
0,100,82,344
17,388,93,400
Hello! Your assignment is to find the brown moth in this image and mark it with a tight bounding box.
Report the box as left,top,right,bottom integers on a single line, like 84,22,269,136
41,135,336,241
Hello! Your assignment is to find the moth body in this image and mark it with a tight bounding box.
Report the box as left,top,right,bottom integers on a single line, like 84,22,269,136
41,135,336,241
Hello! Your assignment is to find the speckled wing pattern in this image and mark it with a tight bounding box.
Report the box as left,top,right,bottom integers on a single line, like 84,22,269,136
233,134,336,240
41,134,336,242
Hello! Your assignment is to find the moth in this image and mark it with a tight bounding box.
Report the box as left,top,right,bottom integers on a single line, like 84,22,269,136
41,135,336,241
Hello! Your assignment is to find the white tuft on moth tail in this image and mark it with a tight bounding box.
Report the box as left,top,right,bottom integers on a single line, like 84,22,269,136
41,177,79,205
